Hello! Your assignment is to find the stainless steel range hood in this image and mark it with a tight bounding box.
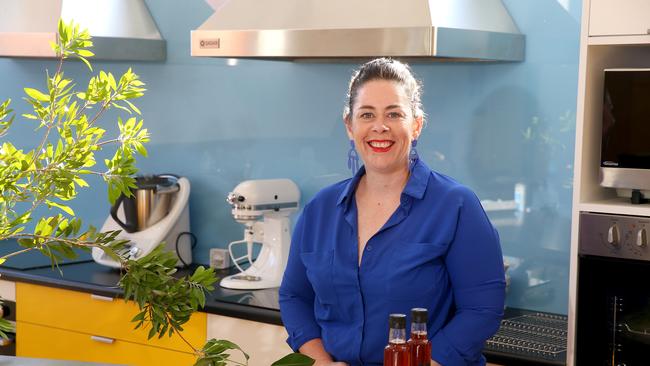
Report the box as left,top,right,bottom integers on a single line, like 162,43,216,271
191,0,524,62
0,0,166,61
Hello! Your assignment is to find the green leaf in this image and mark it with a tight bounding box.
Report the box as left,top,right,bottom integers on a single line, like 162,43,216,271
58,78,72,90
271,353,316,366
111,102,132,114
135,143,148,157
45,200,75,216
124,100,141,115
24,87,50,102
17,238,35,248
201,339,249,361
73,177,89,187
0,318,14,339
147,326,157,340
57,19,66,44
131,311,146,322
78,56,92,72
77,49,94,57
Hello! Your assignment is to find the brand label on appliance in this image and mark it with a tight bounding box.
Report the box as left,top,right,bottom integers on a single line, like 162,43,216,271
603,161,619,167
200,39,221,49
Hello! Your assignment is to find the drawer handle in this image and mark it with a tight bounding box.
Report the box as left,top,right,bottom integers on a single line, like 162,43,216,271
90,335,115,344
90,294,114,302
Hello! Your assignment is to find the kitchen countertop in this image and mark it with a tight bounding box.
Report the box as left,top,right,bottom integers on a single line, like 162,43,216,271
0,259,283,325
0,257,565,365
0,356,124,365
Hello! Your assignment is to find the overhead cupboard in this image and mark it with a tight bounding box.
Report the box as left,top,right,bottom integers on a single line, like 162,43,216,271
569,0,650,365
588,0,650,37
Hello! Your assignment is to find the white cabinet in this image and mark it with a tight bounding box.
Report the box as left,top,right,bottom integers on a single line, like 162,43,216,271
589,0,650,37
207,314,292,366
568,1,650,365
0,280,15,302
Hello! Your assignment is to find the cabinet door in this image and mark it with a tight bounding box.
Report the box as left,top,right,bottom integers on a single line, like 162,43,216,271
16,282,206,353
0,280,15,302
18,321,197,366
589,0,650,36
207,314,292,365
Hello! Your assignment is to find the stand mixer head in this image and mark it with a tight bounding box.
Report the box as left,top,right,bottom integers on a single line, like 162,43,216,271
219,179,300,290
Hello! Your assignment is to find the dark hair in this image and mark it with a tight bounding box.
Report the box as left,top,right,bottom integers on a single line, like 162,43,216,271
343,58,423,121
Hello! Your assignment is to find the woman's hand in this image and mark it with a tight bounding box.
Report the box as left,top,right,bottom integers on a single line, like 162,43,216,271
299,339,348,366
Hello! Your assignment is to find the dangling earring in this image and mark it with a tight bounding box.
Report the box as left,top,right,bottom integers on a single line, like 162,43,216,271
409,140,419,165
347,140,360,175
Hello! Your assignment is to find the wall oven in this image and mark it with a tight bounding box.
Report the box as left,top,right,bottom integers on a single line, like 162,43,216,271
576,212,650,366
0,299,15,356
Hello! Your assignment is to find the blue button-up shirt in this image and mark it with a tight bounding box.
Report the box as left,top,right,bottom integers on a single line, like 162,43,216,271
279,159,505,366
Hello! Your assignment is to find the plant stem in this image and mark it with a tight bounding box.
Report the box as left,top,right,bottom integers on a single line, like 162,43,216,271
97,138,120,147
87,88,123,130
7,233,104,250
164,312,198,353
0,247,37,260
27,50,64,169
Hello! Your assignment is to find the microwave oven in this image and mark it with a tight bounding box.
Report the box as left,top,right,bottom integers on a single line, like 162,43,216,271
600,68,650,199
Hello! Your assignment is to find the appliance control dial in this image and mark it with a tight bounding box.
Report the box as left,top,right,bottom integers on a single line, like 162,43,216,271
129,246,141,258
607,224,620,247
637,228,648,248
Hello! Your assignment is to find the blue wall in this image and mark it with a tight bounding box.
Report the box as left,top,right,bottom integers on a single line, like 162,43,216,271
0,0,581,314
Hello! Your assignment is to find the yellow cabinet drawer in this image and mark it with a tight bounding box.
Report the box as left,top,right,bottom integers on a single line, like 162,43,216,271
17,321,198,366
16,282,206,353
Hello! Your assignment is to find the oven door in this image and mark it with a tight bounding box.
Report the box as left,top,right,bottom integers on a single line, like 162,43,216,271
0,300,15,356
576,254,650,366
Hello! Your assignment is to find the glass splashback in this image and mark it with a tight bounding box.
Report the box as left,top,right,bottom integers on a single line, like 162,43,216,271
0,0,581,314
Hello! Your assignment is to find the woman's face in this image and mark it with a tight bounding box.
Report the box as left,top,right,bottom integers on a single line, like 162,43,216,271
346,79,423,175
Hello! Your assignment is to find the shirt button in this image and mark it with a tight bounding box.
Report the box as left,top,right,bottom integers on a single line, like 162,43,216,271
366,245,373,251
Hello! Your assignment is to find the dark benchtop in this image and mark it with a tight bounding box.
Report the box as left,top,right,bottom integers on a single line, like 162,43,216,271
0,259,284,326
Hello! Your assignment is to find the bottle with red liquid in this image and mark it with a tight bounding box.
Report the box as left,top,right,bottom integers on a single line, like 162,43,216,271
384,314,410,366
407,308,431,366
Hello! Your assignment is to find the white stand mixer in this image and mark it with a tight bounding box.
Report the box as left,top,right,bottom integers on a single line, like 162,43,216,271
220,179,300,290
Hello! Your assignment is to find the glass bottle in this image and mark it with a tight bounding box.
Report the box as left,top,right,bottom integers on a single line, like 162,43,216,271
384,313,410,366
407,308,431,366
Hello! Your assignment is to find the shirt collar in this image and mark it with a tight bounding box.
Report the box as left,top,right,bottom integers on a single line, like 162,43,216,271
402,158,429,200
336,165,366,206
336,159,430,207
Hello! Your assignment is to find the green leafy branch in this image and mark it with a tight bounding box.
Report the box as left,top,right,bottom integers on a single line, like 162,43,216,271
0,20,148,255
0,17,147,337
0,19,314,366
121,246,217,346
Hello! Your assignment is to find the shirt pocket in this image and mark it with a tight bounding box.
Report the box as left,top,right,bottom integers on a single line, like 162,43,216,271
300,249,339,309
386,242,448,301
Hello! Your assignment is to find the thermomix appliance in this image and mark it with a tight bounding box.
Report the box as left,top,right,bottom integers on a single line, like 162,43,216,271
92,174,192,268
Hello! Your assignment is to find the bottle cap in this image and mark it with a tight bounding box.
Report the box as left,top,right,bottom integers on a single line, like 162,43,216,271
411,308,428,323
388,313,406,329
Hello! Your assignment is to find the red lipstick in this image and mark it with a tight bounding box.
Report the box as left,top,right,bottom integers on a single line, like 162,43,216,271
367,140,394,153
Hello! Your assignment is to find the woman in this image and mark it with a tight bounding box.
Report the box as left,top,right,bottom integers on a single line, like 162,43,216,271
279,58,505,366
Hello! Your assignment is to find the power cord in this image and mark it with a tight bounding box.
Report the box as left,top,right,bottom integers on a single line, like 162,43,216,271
175,231,197,268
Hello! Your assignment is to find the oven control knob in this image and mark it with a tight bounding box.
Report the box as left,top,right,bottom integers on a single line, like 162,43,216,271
607,225,620,247
636,228,647,248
